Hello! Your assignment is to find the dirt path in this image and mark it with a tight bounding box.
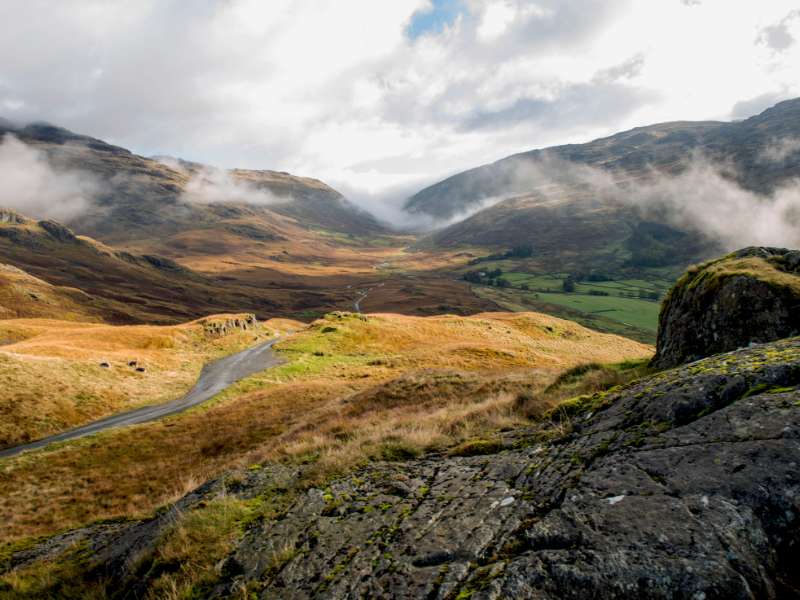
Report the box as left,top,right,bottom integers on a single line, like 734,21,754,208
0,338,284,460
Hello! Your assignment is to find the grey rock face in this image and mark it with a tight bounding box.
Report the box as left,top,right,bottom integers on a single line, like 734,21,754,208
6,338,800,598
652,247,800,369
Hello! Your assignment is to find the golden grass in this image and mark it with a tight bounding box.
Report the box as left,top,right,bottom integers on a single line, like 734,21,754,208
0,264,102,322
0,311,651,545
0,315,297,448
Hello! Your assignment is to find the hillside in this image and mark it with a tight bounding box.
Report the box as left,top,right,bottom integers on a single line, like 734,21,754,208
0,310,650,550
0,123,507,321
0,121,384,248
0,314,289,449
409,99,800,274
0,261,105,322
2,308,800,597
0,210,295,323
407,98,800,221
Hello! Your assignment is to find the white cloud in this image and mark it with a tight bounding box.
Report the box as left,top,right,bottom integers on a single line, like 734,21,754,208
0,0,797,205
0,134,100,221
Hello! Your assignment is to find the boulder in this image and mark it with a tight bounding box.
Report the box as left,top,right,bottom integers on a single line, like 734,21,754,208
652,247,800,369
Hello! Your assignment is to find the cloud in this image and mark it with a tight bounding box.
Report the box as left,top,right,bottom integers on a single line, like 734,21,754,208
758,137,800,164
338,177,504,232
0,0,798,205
622,160,800,250
757,10,800,53
730,90,793,120
500,153,800,251
0,134,100,221
156,158,286,206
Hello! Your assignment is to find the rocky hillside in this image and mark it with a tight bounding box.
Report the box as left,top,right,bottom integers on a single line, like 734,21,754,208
652,247,800,368
3,334,800,598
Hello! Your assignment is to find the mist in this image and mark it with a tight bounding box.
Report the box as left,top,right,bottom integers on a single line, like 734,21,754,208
335,179,506,233
483,151,800,251
157,157,286,207
0,134,100,222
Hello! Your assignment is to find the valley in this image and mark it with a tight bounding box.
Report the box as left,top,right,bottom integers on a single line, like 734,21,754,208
0,97,799,598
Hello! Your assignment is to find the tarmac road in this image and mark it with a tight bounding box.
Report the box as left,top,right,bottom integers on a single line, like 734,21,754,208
0,337,283,460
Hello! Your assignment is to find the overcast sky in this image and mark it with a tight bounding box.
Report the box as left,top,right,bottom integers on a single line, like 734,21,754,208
1,0,799,202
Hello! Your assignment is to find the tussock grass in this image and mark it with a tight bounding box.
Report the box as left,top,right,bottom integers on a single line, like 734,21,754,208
0,311,651,545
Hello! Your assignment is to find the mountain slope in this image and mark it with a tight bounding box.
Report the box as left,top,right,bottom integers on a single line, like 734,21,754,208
0,209,350,323
0,121,385,253
409,99,800,271
407,98,800,220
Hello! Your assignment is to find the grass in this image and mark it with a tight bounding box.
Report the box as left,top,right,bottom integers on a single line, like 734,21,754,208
473,286,657,343
463,266,677,343
0,310,651,546
135,496,253,599
515,359,652,421
0,315,297,449
530,292,662,331
0,263,103,322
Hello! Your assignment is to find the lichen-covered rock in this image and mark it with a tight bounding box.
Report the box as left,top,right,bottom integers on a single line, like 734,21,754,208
6,338,800,598
652,247,800,369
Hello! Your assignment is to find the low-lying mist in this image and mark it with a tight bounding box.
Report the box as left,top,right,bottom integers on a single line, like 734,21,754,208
0,134,101,222
388,147,800,250
157,157,287,207
505,151,800,251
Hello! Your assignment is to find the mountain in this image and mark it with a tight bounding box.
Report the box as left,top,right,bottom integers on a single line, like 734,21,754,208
408,98,800,219
408,98,800,270
0,121,384,248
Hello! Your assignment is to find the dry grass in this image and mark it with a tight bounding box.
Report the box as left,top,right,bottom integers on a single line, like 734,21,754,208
0,311,651,545
707,256,800,294
0,263,103,322
0,315,297,448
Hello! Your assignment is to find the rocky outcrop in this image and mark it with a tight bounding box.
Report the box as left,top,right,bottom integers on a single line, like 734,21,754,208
200,314,258,337
652,247,800,369
37,220,78,243
7,337,800,598
0,210,29,225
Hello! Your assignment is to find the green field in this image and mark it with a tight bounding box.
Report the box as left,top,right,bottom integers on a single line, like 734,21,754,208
500,272,669,297
469,270,676,344
532,291,662,331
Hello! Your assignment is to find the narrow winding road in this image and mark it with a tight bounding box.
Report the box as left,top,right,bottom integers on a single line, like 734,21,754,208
354,289,370,313
0,337,284,460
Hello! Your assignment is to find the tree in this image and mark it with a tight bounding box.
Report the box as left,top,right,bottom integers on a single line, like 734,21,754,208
509,244,534,258
562,277,576,293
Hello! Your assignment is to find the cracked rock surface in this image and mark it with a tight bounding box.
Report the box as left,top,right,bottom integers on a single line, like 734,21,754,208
6,338,800,598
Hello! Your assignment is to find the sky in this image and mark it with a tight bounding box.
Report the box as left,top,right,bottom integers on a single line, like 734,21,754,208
1,0,799,204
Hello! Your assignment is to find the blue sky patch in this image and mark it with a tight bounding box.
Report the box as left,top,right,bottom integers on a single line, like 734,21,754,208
406,0,466,40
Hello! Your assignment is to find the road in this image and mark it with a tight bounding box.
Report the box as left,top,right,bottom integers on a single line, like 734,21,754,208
353,282,384,313
0,337,284,460
354,289,370,312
